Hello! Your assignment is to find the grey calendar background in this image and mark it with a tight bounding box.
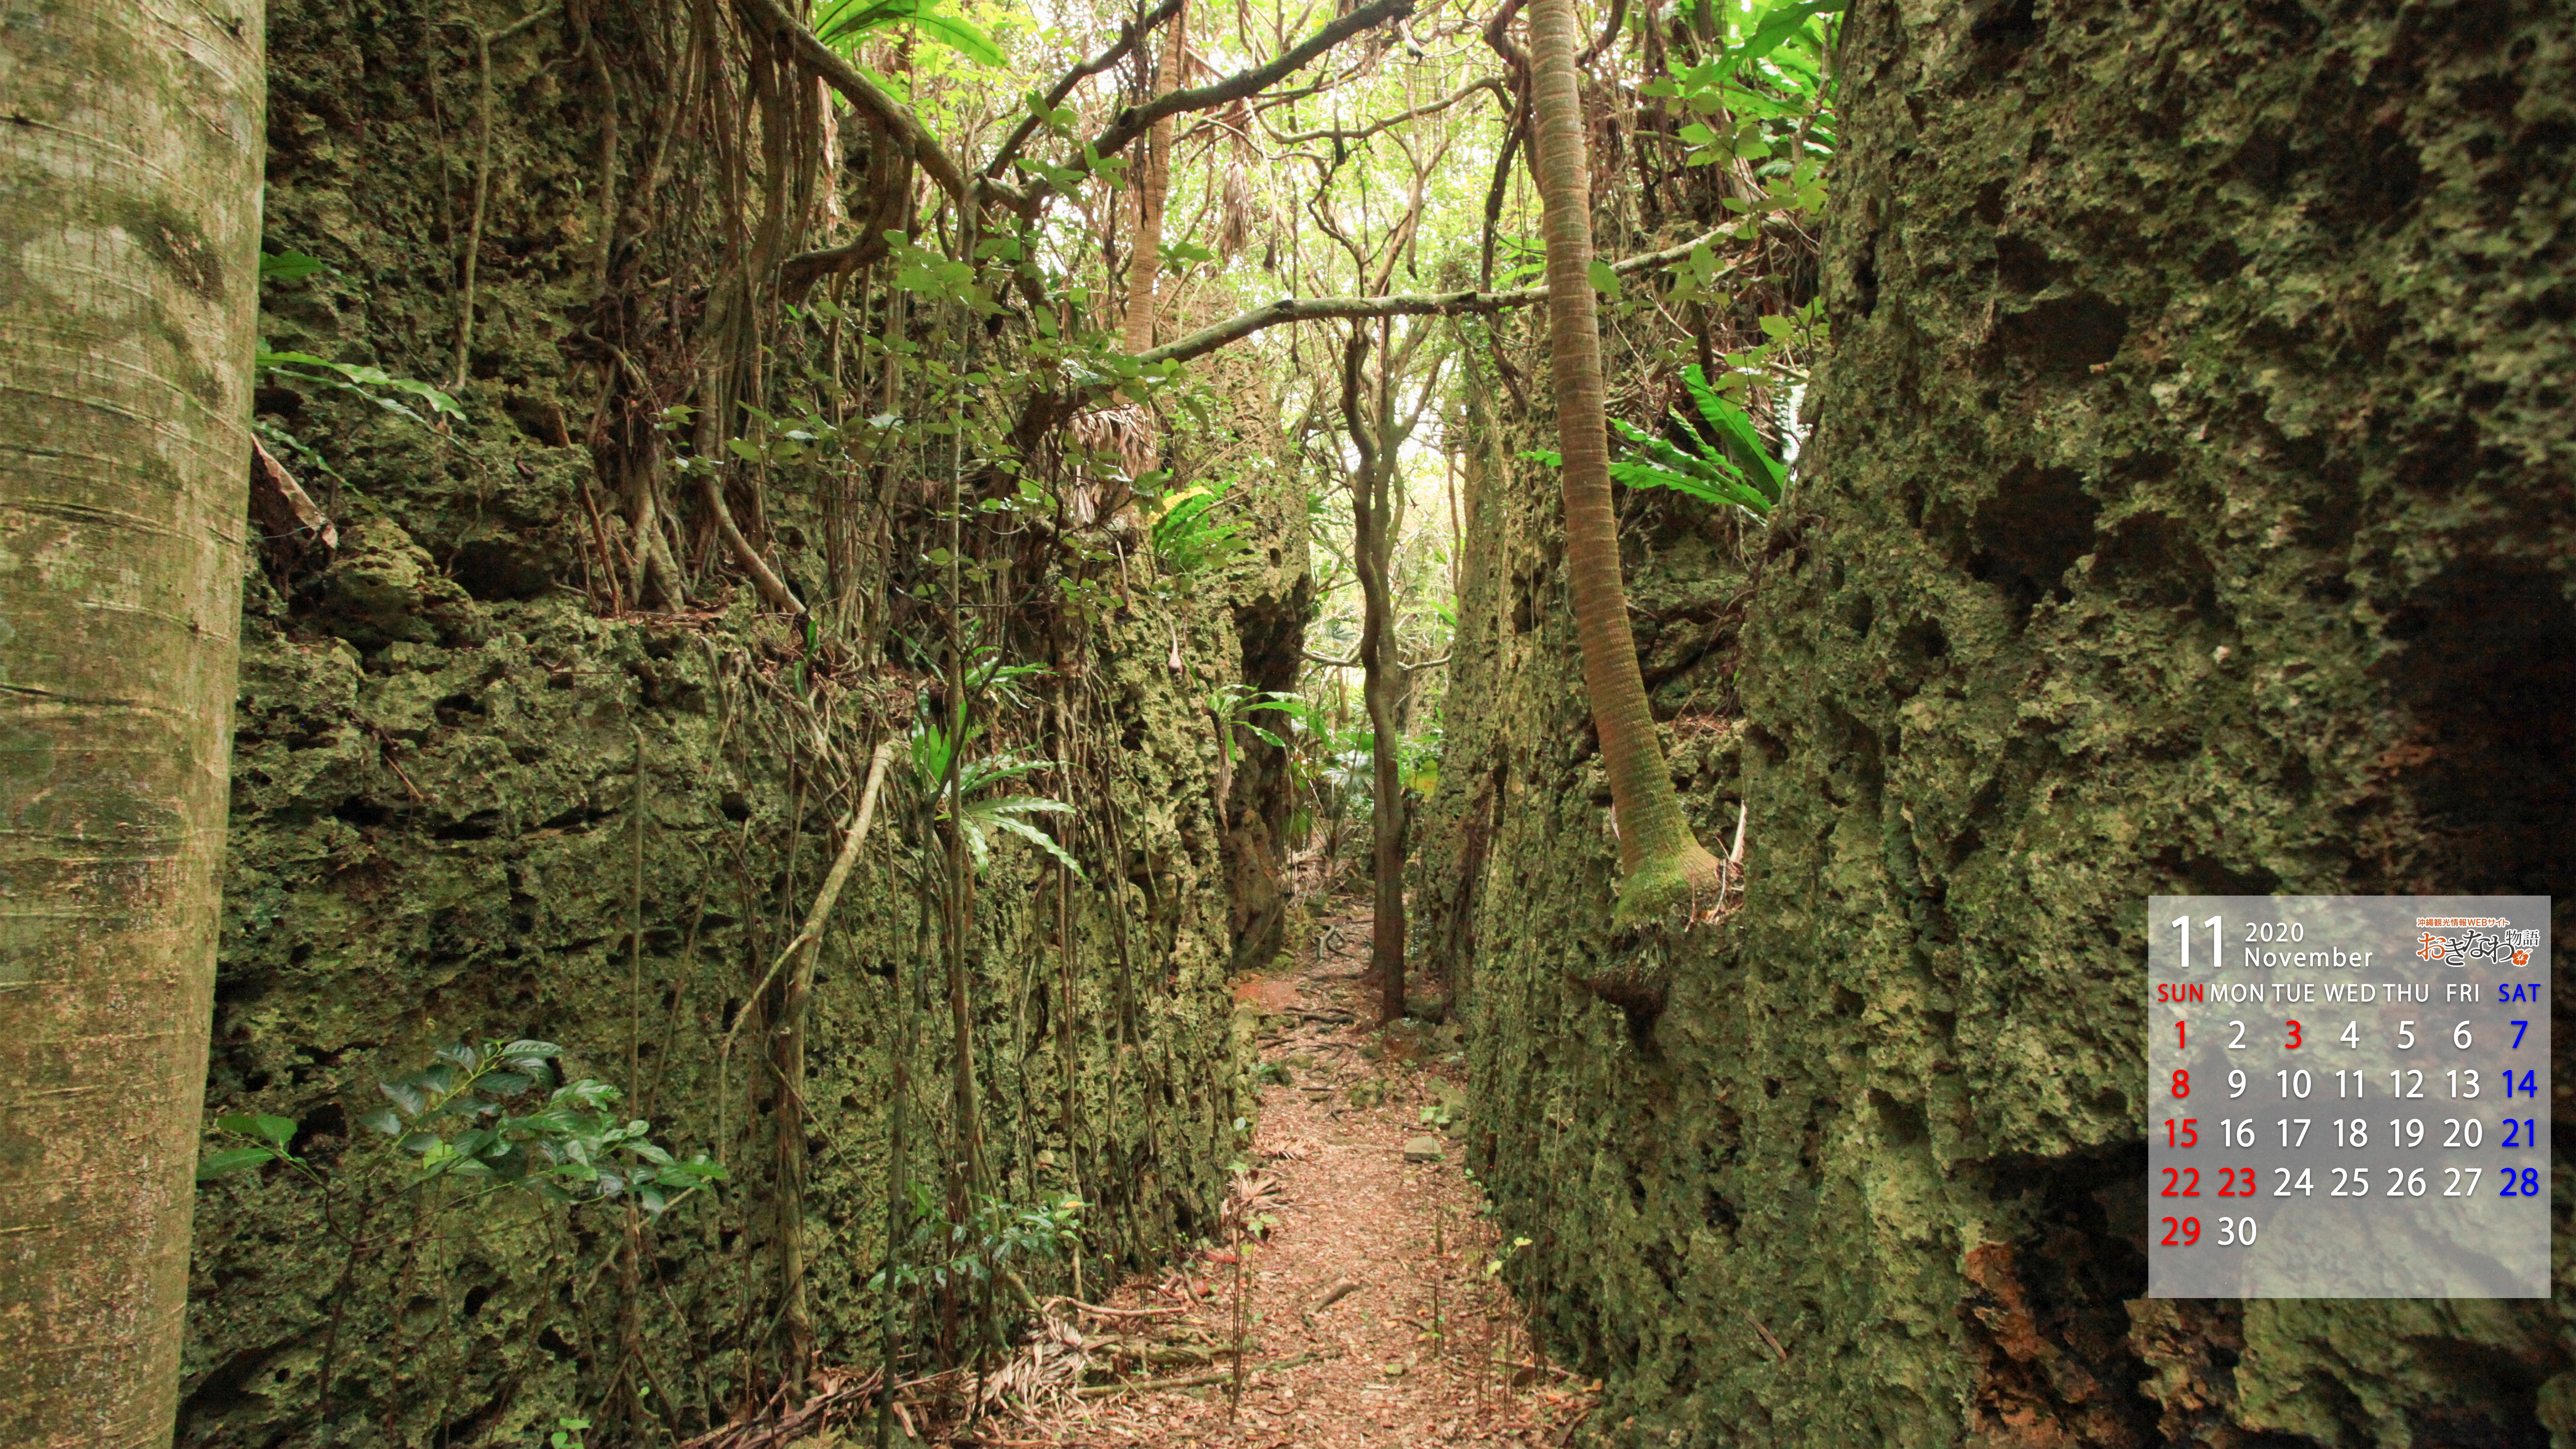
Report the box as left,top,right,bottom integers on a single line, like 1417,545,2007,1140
2145,895,2550,1299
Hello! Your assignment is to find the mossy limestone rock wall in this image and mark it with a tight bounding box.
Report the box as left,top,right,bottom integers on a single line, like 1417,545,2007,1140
196,579,1260,1446
1421,0,2573,1443
179,2,1285,1442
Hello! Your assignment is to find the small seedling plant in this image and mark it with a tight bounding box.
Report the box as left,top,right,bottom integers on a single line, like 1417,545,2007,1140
255,249,465,482
866,1184,1086,1299
199,1037,725,1215
197,1039,723,1434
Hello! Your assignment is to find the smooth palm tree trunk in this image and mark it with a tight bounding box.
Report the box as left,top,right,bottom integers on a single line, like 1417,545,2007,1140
1527,0,1722,920
0,2,265,1442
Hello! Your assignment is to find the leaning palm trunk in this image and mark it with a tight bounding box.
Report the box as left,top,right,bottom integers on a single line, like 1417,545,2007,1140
0,2,265,1442
1527,0,1724,939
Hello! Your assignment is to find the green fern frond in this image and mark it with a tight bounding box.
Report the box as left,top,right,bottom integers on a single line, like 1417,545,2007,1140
814,0,1004,66
1678,366,1788,501
980,813,1085,878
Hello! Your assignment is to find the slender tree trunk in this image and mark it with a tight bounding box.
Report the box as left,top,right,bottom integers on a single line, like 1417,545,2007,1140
1527,0,1721,924
1362,612,1405,1022
1120,0,1188,355
1342,329,1407,1020
0,3,265,1443
1358,467,1406,1024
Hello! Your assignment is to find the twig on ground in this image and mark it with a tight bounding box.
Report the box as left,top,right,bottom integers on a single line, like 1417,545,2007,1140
1741,1306,1789,1362
1050,1298,1188,1320
1074,1349,1338,1398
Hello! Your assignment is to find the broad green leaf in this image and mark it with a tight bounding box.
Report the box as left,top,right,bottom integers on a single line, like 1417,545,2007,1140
1588,259,1623,299
1730,0,1843,76
431,1094,490,1121
1716,82,1793,119
858,59,910,102
197,1147,276,1181
816,0,912,42
1679,365,1789,498
985,814,1084,878
260,251,327,282
974,794,1072,818
910,12,1006,66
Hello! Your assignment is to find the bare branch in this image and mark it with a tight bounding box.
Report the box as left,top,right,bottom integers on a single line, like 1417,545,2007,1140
982,0,1187,181
1578,0,1627,67
1262,75,1507,145
1017,0,1417,214
1140,224,1735,367
1481,0,1528,73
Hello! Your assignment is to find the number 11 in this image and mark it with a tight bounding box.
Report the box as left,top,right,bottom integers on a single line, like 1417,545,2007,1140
2171,914,2222,970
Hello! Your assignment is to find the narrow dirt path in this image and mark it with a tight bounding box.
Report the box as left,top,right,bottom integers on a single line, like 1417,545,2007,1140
998,909,1598,1447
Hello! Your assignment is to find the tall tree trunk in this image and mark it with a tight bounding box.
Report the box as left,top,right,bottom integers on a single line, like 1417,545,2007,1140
1343,326,1411,1021
1120,0,1187,355
1526,0,1722,924
0,4,265,1443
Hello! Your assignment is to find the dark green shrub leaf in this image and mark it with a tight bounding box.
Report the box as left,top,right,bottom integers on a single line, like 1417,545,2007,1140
197,1147,276,1181
259,251,327,281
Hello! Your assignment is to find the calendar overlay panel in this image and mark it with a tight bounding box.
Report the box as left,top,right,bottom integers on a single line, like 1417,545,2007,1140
2147,896,2550,1299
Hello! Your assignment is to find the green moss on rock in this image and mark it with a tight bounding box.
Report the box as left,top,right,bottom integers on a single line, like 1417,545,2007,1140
1417,1,2575,1444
